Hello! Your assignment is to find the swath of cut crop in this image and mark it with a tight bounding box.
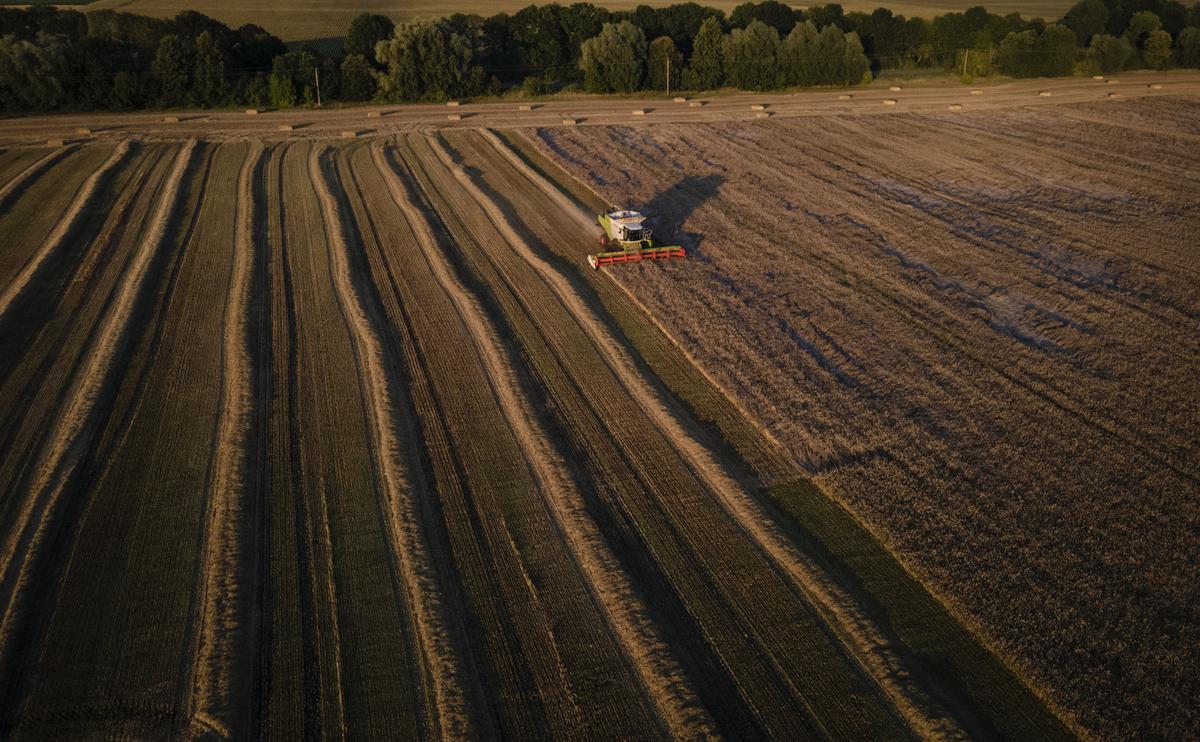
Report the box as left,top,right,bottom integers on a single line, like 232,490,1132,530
0,140,195,654
374,143,716,740
0,141,131,322
183,144,264,739
309,144,471,739
0,146,75,213
452,132,965,740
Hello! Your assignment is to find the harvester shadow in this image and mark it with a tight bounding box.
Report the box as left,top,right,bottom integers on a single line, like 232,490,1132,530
638,173,724,255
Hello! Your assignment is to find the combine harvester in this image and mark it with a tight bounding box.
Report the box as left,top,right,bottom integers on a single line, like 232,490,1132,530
588,207,686,269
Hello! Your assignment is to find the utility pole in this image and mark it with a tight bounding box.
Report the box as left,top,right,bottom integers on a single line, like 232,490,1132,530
962,49,969,78
315,67,322,107
666,56,671,97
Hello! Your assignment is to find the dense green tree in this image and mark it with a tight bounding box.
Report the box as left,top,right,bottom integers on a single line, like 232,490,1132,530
510,4,570,78
376,18,486,101
1064,0,1110,44
730,1,798,33
86,9,171,48
1178,25,1200,65
995,28,1037,74
521,74,550,95
782,20,870,85
346,12,395,62
646,35,683,90
1086,32,1133,71
231,23,285,72
0,6,86,42
153,34,192,106
996,23,1077,76
269,55,297,107
1034,23,1079,75
561,2,612,62
1125,9,1163,43
724,20,780,90
684,15,724,88
579,20,647,92
781,20,820,84
1142,27,1174,65
240,72,269,106
192,30,227,106
655,2,724,54
806,4,847,29
340,53,377,100
0,35,69,110
110,70,141,109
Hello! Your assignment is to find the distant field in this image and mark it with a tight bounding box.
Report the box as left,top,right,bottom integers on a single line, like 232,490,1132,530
81,0,1076,41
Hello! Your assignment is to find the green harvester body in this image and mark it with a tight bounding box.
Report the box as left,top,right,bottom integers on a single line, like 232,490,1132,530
588,208,686,269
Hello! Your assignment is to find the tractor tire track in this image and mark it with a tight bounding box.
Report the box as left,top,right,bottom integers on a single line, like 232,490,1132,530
374,143,716,740
457,131,967,740
0,141,130,323
183,144,264,739
0,140,195,656
309,144,471,739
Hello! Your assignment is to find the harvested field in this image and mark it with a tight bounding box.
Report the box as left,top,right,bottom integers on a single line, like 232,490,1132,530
527,95,1200,740
0,84,1192,739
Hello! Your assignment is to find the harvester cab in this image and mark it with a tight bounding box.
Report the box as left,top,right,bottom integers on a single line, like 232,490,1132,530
588,207,686,269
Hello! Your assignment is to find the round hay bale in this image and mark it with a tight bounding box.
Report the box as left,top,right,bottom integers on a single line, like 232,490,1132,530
46,138,65,147
631,109,646,116
970,89,983,95
888,85,902,91
948,104,963,111
1107,92,1122,98
446,100,460,107
755,112,771,118
75,127,92,135
751,104,766,111
341,130,358,138
447,113,461,121
1149,83,1163,90
1038,91,1052,97
245,108,259,115
367,111,382,118
883,99,898,106
1106,79,1120,84
673,96,687,103
1092,75,1104,80
164,116,180,123
838,94,853,101
688,100,704,107
519,104,533,111
561,117,577,126
277,124,294,132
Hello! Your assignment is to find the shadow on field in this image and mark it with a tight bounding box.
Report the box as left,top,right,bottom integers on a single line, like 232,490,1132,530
639,173,724,253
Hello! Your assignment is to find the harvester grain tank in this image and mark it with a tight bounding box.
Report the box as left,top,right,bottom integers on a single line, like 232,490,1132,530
588,207,686,269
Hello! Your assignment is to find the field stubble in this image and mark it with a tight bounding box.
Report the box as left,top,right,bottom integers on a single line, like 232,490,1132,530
0,94,1136,738
527,96,1200,739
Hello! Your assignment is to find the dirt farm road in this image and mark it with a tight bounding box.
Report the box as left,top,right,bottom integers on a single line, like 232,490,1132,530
1,71,1196,144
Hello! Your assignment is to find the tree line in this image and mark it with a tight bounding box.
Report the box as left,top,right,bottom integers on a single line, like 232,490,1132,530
2,0,1199,112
